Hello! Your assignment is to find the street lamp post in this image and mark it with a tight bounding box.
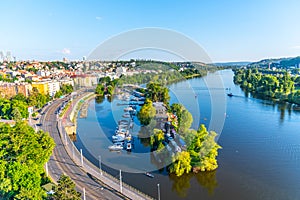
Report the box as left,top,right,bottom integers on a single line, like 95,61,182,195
83,187,86,200
80,149,83,167
119,169,122,193
99,155,102,175
157,183,160,200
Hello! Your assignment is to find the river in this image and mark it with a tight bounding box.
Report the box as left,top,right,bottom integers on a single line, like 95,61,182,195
75,69,300,200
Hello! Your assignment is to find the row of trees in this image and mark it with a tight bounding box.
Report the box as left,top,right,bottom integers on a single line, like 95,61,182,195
117,70,203,87
0,90,50,120
234,68,300,104
0,122,55,199
0,84,74,120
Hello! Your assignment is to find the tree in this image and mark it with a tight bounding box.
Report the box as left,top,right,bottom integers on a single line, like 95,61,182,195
106,85,114,95
53,175,81,200
178,109,193,135
11,107,22,121
0,122,55,199
60,84,73,95
54,90,63,98
169,151,192,176
171,103,193,135
95,84,105,96
146,82,170,104
137,99,156,125
187,124,221,172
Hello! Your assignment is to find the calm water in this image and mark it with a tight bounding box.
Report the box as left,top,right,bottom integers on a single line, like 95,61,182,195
75,70,300,200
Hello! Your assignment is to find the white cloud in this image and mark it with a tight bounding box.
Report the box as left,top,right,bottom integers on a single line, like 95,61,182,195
96,16,102,21
61,48,71,55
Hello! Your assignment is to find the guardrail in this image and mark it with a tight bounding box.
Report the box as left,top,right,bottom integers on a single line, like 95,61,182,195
57,93,154,200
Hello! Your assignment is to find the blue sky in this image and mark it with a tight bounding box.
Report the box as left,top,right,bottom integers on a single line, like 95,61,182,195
1,0,300,62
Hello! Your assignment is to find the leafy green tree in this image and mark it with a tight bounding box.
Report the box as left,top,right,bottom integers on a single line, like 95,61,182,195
0,122,55,199
0,98,11,119
11,107,22,121
60,84,73,95
54,90,63,98
178,109,193,135
11,100,29,119
149,129,165,150
146,82,170,104
171,103,193,135
169,151,192,176
106,85,114,95
187,124,221,172
137,99,156,125
53,174,81,200
95,84,105,96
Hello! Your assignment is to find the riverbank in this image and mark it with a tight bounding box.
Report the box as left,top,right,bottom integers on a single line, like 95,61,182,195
60,91,153,200
233,68,300,105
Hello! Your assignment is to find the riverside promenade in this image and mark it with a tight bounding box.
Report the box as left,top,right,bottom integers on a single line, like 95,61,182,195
42,91,153,200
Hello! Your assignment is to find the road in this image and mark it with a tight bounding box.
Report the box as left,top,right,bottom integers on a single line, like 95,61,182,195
40,97,125,200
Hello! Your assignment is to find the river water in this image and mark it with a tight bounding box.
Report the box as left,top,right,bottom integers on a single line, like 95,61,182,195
75,69,300,200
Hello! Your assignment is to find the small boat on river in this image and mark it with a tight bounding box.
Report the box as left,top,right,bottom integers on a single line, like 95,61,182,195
145,172,154,178
108,143,123,151
227,93,234,97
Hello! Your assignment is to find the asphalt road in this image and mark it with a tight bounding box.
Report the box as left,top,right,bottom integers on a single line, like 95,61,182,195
41,98,125,200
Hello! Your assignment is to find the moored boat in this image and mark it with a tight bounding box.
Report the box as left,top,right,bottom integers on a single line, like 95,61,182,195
145,172,154,178
108,143,123,151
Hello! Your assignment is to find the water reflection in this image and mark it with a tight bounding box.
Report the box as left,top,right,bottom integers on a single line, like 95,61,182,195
95,95,105,104
169,173,193,198
169,170,218,198
195,170,218,196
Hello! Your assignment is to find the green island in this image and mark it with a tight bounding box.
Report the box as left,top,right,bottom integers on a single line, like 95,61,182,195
233,68,300,104
137,82,221,176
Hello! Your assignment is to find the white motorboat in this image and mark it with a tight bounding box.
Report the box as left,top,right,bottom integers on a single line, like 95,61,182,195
108,143,123,151
112,134,125,142
124,106,133,112
145,172,154,178
122,113,131,118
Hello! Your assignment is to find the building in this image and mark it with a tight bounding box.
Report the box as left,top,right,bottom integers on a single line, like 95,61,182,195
72,74,98,88
37,70,50,77
0,82,17,98
153,102,168,119
0,82,32,98
31,82,49,95
59,79,74,87
16,83,32,97
47,81,60,97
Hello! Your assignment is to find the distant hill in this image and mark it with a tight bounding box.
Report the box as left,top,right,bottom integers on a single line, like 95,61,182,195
213,62,251,67
247,56,300,69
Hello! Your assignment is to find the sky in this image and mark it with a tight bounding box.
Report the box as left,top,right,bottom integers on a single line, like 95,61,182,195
1,0,300,62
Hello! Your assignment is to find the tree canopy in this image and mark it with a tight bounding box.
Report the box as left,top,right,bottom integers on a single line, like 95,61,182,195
146,82,170,104
233,68,300,103
53,174,81,200
0,122,55,199
137,99,156,125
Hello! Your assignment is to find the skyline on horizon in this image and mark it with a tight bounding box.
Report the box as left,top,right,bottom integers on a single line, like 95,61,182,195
1,0,300,63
